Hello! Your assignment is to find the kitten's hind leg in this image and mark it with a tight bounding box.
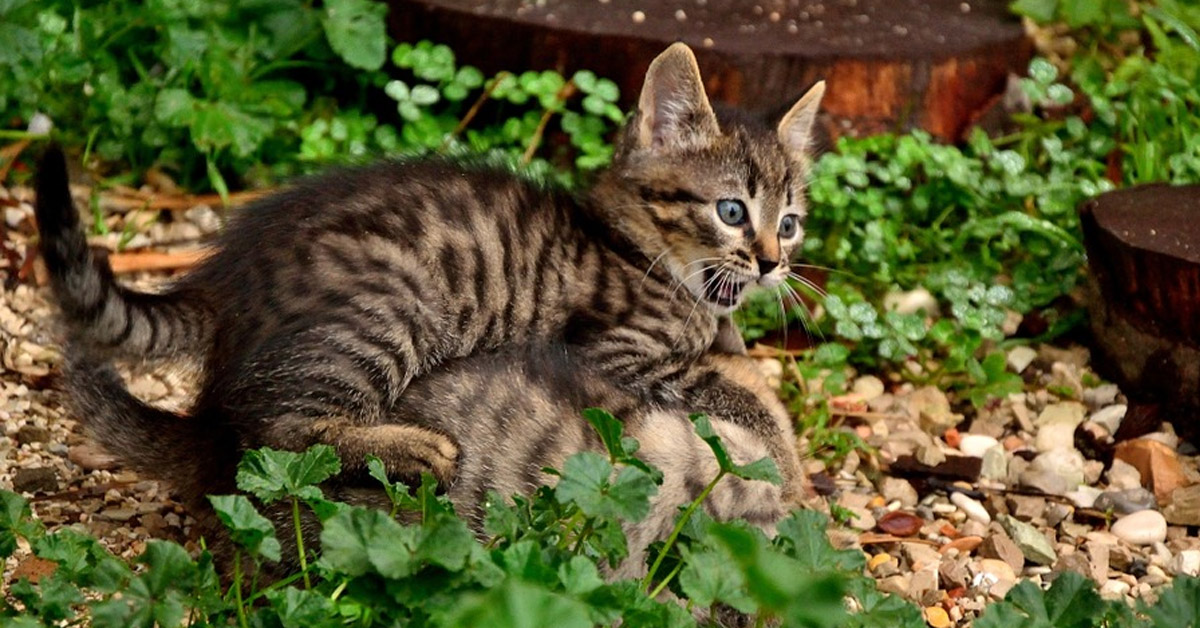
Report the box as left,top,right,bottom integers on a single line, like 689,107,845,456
260,418,460,487
215,322,456,487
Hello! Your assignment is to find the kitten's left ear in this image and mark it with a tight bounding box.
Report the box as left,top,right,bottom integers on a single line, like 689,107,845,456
635,43,721,153
777,81,826,158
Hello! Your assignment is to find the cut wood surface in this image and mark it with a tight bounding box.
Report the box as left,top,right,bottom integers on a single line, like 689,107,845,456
1080,184,1200,422
386,0,1032,141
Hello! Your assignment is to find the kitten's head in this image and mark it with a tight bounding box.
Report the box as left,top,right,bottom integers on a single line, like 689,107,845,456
598,43,824,315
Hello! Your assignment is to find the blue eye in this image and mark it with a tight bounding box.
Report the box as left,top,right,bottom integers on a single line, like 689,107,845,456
779,214,800,238
716,199,747,226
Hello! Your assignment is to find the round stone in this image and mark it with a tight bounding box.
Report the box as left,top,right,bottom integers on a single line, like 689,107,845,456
852,375,886,401
1111,510,1168,546
960,434,1001,458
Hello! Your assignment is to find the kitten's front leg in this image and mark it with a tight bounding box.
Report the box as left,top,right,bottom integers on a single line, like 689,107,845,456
711,315,748,356
567,312,717,404
678,355,805,502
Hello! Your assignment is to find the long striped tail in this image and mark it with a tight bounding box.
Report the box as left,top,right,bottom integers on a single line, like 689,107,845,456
34,145,212,359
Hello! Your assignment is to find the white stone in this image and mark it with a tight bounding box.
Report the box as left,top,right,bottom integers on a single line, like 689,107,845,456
1035,421,1077,452
975,558,1017,599
1170,550,1200,577
1006,346,1038,374
980,446,1008,481
4,207,27,229
1066,486,1104,509
1029,449,1086,489
951,492,990,524
1089,405,1127,434
959,434,1001,458
1035,402,1087,428
1100,579,1131,600
185,205,223,234
1106,459,1143,491
1083,459,1105,485
1083,384,1120,408
852,375,885,401
884,287,939,316
1110,510,1168,546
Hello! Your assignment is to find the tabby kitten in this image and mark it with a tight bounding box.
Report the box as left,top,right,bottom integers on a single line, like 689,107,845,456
65,344,794,581
35,43,823,498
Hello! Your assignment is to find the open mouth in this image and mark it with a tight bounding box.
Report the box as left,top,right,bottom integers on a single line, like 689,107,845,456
702,269,747,308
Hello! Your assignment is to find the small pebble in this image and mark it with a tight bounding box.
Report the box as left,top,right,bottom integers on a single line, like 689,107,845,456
1006,346,1037,374
924,606,951,628
880,477,919,507
13,467,59,494
1111,510,1168,546
1090,404,1127,434
1094,488,1158,515
999,515,1056,566
868,552,893,571
853,375,885,401
959,434,1000,458
980,446,1008,481
1170,550,1200,576
950,492,990,524
14,424,51,446
1106,459,1143,491
1100,579,1131,599
939,535,983,555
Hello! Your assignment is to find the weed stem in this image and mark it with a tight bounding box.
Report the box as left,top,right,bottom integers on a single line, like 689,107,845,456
292,497,311,589
642,471,724,591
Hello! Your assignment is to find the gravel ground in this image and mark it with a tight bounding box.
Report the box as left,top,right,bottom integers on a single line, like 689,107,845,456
2,180,1199,626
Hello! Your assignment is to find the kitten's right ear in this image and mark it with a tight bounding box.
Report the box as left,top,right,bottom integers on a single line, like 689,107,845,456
635,43,720,153
777,81,826,159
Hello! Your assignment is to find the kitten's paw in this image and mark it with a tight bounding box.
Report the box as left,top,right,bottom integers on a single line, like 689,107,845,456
308,420,461,488
367,424,460,487
403,433,460,486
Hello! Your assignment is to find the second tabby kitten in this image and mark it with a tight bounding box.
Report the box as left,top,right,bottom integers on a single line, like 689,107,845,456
67,344,795,580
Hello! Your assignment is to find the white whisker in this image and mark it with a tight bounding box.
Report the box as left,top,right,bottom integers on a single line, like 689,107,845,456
783,281,822,343
639,248,672,290
787,272,828,299
674,265,725,349
667,258,723,303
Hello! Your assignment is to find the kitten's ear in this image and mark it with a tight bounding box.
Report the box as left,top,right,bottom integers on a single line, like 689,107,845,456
635,43,720,152
777,81,826,158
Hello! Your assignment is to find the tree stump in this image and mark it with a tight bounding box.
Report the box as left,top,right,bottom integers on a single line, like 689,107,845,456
1079,185,1200,438
386,0,1033,142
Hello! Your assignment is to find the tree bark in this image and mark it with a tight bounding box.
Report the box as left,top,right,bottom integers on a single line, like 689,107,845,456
1079,184,1200,425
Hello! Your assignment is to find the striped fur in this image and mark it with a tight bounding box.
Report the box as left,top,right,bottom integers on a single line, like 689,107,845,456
64,345,793,582
36,44,823,505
